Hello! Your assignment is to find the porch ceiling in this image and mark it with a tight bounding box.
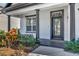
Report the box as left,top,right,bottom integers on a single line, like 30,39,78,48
5,3,69,16
4,3,39,12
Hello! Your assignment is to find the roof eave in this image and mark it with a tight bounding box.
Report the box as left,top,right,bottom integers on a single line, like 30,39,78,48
3,3,41,13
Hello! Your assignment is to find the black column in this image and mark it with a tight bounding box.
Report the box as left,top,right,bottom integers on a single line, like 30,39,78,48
8,15,11,31
70,3,75,40
36,9,39,40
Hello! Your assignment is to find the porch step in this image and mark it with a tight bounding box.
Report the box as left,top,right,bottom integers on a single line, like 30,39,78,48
50,39,64,48
39,39,64,48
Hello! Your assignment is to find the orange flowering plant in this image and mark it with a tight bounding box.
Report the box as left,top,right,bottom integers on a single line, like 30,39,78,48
5,28,18,48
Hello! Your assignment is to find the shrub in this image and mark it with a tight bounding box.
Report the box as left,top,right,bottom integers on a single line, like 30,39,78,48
18,34,36,47
0,29,37,49
0,28,19,48
0,30,5,39
64,40,79,52
0,30,6,46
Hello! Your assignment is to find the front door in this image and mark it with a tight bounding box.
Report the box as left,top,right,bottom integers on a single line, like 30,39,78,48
51,10,64,40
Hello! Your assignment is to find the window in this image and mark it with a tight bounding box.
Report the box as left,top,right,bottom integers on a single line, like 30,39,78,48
26,16,36,32
54,18,61,36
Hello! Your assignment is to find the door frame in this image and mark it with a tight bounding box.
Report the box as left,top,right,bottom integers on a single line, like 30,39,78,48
50,9,64,40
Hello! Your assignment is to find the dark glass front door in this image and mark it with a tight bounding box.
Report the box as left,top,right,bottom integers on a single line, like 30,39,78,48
51,10,64,40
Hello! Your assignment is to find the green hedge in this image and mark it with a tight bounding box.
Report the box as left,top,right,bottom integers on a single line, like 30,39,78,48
64,40,79,53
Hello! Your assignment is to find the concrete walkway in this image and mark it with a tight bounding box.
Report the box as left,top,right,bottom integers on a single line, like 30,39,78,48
31,46,79,56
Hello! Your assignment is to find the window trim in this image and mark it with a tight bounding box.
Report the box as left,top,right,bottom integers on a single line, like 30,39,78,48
25,15,36,33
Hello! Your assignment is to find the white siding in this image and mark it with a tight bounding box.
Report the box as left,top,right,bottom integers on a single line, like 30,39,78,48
75,3,79,40
39,10,50,39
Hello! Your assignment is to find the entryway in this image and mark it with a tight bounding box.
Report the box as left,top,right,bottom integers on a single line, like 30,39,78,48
50,10,64,48
51,10,64,40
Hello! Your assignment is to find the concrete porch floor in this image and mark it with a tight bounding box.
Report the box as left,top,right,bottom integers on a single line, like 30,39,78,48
30,46,79,56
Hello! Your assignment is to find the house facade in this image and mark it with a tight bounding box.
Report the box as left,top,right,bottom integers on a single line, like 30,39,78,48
3,3,79,48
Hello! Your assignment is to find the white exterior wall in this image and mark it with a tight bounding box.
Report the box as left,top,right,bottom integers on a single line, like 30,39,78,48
75,3,79,40
39,10,50,39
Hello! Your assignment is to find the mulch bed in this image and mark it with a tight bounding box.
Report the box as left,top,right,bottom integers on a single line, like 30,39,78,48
0,48,30,56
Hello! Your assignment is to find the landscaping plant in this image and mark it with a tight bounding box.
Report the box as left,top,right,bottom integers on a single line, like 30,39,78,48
5,28,18,48
0,28,37,55
64,39,79,52
0,30,6,47
18,34,36,47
